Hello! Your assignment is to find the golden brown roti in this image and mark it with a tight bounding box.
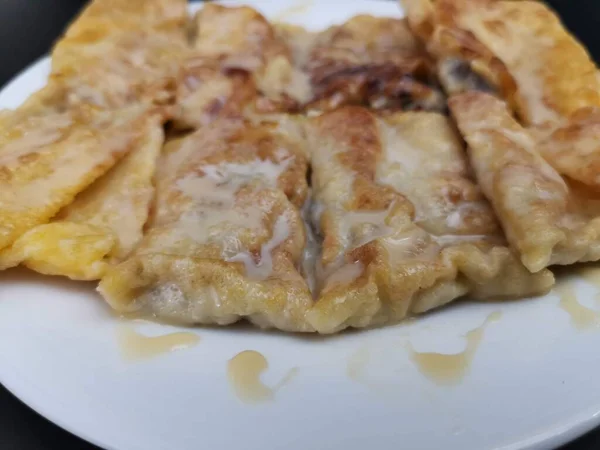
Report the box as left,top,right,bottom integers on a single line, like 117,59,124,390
49,0,189,109
450,92,600,272
403,0,600,125
305,15,444,112
305,106,553,333
99,118,315,331
0,106,156,253
0,0,187,270
189,5,446,115
0,113,163,279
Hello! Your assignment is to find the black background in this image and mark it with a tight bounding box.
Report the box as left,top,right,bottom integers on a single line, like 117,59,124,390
1,1,600,449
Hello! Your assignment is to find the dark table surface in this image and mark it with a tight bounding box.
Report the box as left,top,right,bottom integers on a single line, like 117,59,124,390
1,1,600,449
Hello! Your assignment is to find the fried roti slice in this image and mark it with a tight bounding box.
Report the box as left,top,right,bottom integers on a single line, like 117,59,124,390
178,4,313,129
0,114,163,279
304,15,445,113
190,6,444,115
47,0,189,109
172,63,258,130
450,92,600,272
0,0,188,260
402,0,600,125
191,4,311,108
0,104,157,253
535,106,600,191
305,106,553,333
193,3,288,72
403,0,600,189
99,119,315,332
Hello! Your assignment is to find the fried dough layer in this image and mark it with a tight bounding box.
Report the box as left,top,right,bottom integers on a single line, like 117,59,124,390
403,0,600,189
305,106,553,333
188,5,446,115
450,92,600,272
403,0,600,125
0,0,187,273
49,0,189,109
0,106,155,253
0,114,163,279
99,119,315,331
304,15,445,112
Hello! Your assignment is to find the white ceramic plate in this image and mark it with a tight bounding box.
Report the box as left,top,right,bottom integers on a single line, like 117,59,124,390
2,1,600,449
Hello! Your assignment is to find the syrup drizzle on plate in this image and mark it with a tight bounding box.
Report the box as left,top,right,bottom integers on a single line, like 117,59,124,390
556,281,600,330
579,267,600,304
408,311,502,386
117,326,200,361
346,346,371,382
228,350,299,404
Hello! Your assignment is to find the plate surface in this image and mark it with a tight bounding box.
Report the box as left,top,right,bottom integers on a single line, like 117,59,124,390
2,1,600,450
